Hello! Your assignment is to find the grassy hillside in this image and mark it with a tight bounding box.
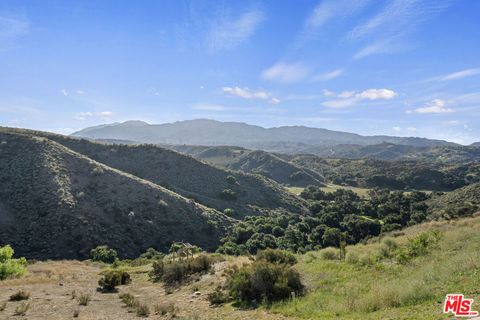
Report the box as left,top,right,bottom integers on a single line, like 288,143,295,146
3,127,308,218
0,130,233,259
270,216,480,319
169,145,324,187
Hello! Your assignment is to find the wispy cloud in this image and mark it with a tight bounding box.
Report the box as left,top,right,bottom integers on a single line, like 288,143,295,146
312,69,343,81
0,15,29,38
207,9,264,52
74,111,114,121
322,88,398,108
348,0,451,59
408,99,454,114
261,62,309,83
305,0,371,30
222,86,280,104
436,68,480,81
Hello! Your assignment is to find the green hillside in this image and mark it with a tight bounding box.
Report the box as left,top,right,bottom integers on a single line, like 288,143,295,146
3,127,308,218
427,183,480,219
0,130,233,259
271,216,480,319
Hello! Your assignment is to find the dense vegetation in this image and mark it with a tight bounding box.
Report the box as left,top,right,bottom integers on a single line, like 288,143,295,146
0,245,27,280
217,187,432,254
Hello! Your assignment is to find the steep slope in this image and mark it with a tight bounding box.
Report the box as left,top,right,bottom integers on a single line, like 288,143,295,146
5,128,308,217
0,130,232,259
71,119,456,149
427,183,480,219
167,145,324,187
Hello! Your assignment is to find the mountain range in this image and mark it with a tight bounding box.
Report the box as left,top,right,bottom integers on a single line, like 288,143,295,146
72,119,458,151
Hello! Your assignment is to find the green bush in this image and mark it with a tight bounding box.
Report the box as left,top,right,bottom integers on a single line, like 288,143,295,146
149,255,214,286
207,286,230,305
149,260,165,282
223,208,235,216
220,189,237,201
227,261,304,304
0,245,27,280
139,248,164,260
395,231,441,264
256,249,297,265
98,270,131,291
90,245,118,264
320,247,338,260
226,175,238,185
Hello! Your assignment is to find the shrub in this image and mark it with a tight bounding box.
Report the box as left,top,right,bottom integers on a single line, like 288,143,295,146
207,286,230,305
14,302,29,316
90,245,118,264
226,175,237,185
149,260,165,282
223,208,235,216
98,270,131,291
139,248,164,260
396,231,442,264
256,249,297,265
227,261,304,304
119,293,139,309
150,255,213,285
154,302,176,315
136,303,150,317
320,248,338,260
0,245,27,280
345,252,359,264
77,293,91,306
9,290,30,301
220,189,237,201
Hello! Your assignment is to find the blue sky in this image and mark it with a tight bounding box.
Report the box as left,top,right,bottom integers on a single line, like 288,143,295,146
0,0,479,144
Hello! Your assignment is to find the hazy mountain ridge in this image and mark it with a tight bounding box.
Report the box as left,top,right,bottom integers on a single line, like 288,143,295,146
72,119,457,150
0,129,233,259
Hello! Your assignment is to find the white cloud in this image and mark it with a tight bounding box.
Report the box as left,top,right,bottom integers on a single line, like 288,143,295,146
358,89,397,100
61,89,68,96
192,103,226,111
76,89,84,95
393,126,401,132
338,91,357,98
261,62,309,83
322,89,335,97
270,97,281,105
312,69,343,81
411,99,454,114
438,68,480,81
222,86,280,104
75,111,114,121
207,9,264,52
353,39,397,59
222,87,267,99
322,88,398,108
306,0,370,30
407,127,417,132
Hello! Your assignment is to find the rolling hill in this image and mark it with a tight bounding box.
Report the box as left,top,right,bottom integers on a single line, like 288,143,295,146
71,119,457,151
0,129,233,259
167,145,325,187
2,127,308,219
